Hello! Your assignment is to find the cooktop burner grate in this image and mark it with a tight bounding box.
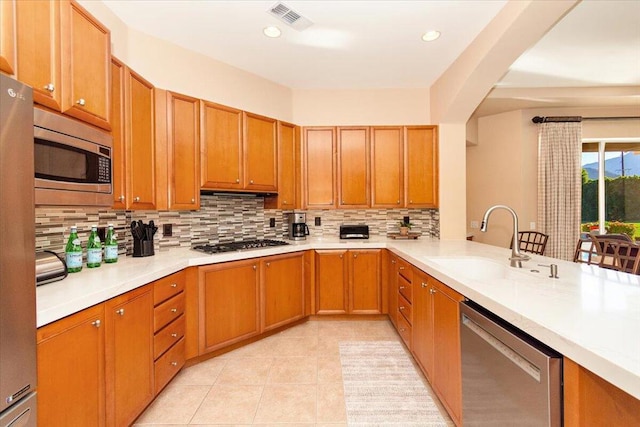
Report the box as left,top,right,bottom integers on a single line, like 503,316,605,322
192,239,289,254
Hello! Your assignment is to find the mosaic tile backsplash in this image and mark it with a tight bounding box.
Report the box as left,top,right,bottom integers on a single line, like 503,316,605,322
35,194,439,257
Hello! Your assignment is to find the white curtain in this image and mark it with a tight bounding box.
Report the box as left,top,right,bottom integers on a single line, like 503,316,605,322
537,122,582,260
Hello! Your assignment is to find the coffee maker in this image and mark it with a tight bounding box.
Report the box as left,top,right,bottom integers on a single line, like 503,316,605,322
288,212,310,240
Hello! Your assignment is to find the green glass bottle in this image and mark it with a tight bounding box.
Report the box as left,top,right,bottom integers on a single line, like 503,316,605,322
86,225,102,268
104,224,118,263
65,226,83,273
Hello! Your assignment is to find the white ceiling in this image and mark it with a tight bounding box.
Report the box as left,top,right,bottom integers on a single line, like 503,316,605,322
100,0,640,114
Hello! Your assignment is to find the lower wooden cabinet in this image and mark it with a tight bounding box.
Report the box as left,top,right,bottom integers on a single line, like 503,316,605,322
564,357,640,426
406,266,463,426
199,259,261,353
198,253,305,353
315,249,381,315
37,304,106,427
105,285,154,427
261,252,305,331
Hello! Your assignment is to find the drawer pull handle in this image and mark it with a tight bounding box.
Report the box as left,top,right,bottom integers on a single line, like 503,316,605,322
191,198,195,203
92,319,101,328
116,308,125,316
399,266,405,270
236,178,240,183
421,282,427,288
266,262,270,267
134,196,140,202
44,83,55,92
171,333,178,338
170,308,178,313
391,260,396,264
430,289,436,294
170,361,178,367
118,195,124,202
76,98,86,106
399,286,405,290
399,306,405,311
170,283,177,288
399,328,406,332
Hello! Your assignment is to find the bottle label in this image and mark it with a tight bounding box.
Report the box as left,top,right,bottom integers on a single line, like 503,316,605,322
87,248,102,264
105,246,118,261
72,238,81,246
66,252,83,269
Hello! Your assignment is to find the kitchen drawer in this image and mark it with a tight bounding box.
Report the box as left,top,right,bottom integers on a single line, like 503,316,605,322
154,314,185,360
397,258,412,282
155,337,185,394
398,275,412,302
396,307,412,348
154,292,185,332
153,271,185,305
398,293,412,324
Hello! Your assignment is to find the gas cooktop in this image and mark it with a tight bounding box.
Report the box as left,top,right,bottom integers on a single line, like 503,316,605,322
192,239,289,254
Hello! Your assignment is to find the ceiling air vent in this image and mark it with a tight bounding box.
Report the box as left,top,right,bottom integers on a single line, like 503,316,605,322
268,2,313,31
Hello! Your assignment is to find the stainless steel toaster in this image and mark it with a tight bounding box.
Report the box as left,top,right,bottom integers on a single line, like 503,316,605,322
36,250,68,286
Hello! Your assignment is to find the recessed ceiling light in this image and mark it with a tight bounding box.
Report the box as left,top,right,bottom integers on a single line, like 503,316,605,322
263,26,282,38
422,30,441,42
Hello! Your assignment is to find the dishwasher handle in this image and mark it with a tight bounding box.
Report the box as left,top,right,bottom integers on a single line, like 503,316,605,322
462,313,541,382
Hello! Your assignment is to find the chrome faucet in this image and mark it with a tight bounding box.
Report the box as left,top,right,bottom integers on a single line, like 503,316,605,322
480,205,530,268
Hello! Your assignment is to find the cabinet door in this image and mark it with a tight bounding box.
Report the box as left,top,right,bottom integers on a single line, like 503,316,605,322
60,0,111,130
261,253,304,331
37,304,105,427
125,69,156,210
387,254,399,327
337,126,370,208
411,268,434,381
200,101,243,190
0,0,15,75
244,112,277,192
15,0,61,110
105,286,154,427
349,250,381,314
110,57,126,209
371,126,403,207
432,279,463,425
303,127,336,208
315,250,348,314
405,126,438,208
265,121,297,209
199,260,260,353
167,91,200,210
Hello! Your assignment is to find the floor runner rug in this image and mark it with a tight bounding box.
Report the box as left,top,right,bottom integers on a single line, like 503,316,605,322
339,341,448,426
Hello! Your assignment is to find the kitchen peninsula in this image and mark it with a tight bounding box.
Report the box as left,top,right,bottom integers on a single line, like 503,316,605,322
36,237,640,425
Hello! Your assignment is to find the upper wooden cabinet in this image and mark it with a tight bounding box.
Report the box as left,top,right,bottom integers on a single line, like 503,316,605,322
110,57,126,209
337,126,370,208
17,0,110,129
244,112,278,192
60,0,110,129
200,103,278,194
125,69,157,210
16,0,61,110
303,127,337,208
405,126,438,208
165,91,200,210
371,126,404,207
0,0,16,75
200,101,244,190
265,121,299,209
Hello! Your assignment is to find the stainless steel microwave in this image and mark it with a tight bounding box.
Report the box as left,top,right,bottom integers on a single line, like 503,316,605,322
34,108,113,206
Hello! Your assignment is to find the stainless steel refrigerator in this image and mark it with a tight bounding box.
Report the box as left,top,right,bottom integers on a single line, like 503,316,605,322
0,74,37,426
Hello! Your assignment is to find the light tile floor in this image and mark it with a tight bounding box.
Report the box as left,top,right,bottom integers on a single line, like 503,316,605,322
134,319,452,426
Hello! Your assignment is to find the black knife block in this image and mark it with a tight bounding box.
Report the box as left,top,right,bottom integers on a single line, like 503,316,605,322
133,238,154,257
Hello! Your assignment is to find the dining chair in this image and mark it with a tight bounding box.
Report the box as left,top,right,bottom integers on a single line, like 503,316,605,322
573,233,599,264
512,231,549,255
596,238,640,274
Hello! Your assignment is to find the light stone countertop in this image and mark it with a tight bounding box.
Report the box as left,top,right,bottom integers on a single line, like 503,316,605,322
36,237,640,400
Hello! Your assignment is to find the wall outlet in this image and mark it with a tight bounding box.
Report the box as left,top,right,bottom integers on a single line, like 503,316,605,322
470,221,479,229
530,222,536,230
163,223,173,237
403,216,410,224
97,226,106,242
269,218,276,228
315,217,321,226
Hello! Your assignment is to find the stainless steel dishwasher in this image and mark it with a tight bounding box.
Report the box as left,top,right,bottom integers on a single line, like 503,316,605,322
460,301,562,426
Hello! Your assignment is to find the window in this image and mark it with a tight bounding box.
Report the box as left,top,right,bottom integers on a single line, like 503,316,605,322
581,139,640,240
